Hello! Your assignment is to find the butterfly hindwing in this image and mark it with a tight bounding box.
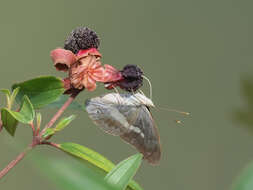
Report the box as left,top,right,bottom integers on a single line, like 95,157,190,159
117,104,161,165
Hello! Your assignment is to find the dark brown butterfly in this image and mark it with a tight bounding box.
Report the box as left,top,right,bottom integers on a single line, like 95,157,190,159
85,92,161,165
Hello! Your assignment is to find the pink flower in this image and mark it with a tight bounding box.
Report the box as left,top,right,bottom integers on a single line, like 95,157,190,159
51,48,122,92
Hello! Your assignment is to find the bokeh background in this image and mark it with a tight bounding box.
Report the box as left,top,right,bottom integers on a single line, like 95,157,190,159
0,0,253,189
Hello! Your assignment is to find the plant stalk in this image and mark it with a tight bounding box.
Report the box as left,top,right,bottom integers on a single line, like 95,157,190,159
0,144,34,180
39,92,79,137
0,91,80,180
41,141,60,149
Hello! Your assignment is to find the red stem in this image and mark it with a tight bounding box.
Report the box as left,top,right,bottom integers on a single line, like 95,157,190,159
0,144,34,180
36,126,40,136
30,122,36,136
41,141,60,149
39,93,79,137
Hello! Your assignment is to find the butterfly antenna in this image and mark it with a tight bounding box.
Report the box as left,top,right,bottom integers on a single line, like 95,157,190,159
139,89,145,96
175,120,183,124
143,75,153,100
113,86,120,95
156,106,190,116
112,86,123,104
153,109,184,125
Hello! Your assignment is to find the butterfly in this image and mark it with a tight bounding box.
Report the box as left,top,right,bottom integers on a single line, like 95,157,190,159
85,92,161,165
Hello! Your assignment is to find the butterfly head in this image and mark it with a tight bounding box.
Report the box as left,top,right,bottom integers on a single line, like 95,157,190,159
85,98,110,120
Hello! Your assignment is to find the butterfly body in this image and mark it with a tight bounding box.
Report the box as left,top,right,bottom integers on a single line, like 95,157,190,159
85,93,161,165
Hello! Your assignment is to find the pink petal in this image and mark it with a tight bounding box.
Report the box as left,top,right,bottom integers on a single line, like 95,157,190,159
77,48,102,60
103,64,123,82
51,48,77,72
91,67,106,82
62,78,71,90
83,75,97,91
90,61,102,70
104,64,118,73
79,55,94,69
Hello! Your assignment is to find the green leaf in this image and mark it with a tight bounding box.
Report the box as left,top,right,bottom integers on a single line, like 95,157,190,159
0,89,11,97
19,95,35,121
58,142,143,190
55,115,76,132
126,179,142,190
42,128,55,138
1,88,20,109
232,161,253,190
105,154,143,190
2,108,27,124
1,109,18,136
12,76,65,109
29,153,117,190
0,89,11,108
42,115,76,138
2,96,35,124
10,87,20,108
46,95,84,110
59,142,115,172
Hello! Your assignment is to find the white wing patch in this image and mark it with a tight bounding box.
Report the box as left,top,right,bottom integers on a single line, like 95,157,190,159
129,125,145,138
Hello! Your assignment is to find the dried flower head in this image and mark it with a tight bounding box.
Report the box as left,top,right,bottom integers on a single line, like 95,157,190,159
64,27,100,54
69,48,105,91
105,64,143,92
51,48,122,92
120,64,143,91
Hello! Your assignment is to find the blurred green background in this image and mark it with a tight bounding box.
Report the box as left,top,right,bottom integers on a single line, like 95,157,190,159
0,0,253,189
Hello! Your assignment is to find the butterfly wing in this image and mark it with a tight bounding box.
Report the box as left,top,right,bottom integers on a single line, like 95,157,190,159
118,105,161,165
85,98,131,136
85,94,161,165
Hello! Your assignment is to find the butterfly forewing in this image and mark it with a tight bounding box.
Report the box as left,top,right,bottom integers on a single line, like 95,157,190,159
85,99,130,136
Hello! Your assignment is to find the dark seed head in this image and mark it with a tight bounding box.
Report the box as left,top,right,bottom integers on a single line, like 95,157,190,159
118,78,143,92
64,27,100,54
119,64,143,92
121,64,143,79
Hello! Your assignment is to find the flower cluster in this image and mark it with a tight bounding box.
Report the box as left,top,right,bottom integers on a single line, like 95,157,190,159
50,27,143,93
